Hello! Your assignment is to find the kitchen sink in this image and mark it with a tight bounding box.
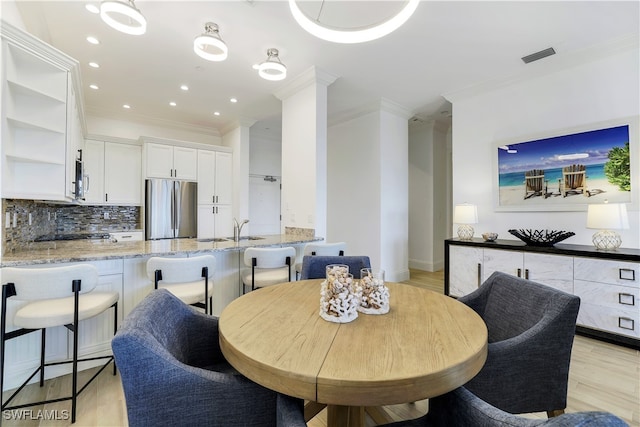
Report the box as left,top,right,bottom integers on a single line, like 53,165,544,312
196,238,229,243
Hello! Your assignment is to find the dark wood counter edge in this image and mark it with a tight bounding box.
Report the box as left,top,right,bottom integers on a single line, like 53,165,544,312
444,238,640,350
0,235,324,267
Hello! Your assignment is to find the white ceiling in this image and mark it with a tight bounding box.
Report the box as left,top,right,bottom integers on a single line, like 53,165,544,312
12,1,640,138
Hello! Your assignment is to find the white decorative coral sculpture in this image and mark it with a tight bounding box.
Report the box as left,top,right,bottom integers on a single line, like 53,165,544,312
358,268,389,315
319,264,362,323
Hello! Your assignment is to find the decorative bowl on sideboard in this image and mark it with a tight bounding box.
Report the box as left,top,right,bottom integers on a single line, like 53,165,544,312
508,229,575,247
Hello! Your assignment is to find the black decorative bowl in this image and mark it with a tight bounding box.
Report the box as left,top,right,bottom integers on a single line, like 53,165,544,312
508,229,575,247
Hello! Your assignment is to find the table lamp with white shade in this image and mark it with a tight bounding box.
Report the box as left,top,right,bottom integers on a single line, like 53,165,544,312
586,202,629,250
454,203,478,240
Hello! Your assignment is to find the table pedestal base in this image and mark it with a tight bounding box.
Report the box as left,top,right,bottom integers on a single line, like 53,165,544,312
305,402,394,427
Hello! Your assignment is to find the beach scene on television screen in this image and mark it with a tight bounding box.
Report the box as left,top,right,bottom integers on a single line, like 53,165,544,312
498,125,631,207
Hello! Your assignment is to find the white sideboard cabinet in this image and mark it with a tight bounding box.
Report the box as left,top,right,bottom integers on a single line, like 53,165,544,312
1,21,84,202
445,238,640,348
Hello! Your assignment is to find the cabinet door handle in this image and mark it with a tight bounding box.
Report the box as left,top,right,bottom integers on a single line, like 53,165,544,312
517,268,522,278
105,193,108,202
477,263,481,287
619,268,636,281
212,206,215,214
174,169,177,177
618,317,635,331
618,293,635,306
212,196,215,203
216,195,218,203
525,269,529,280
120,235,133,239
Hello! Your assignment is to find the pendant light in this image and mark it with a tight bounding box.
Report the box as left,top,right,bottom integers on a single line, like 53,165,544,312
288,0,419,44
258,48,287,81
193,22,228,62
100,0,146,36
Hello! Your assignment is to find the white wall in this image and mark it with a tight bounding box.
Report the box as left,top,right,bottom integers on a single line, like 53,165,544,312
327,102,410,281
249,132,281,177
449,46,640,248
0,1,26,30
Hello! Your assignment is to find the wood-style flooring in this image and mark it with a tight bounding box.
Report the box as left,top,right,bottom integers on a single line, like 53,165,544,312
3,269,639,426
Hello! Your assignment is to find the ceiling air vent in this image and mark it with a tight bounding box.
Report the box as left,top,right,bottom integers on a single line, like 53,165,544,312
521,47,556,64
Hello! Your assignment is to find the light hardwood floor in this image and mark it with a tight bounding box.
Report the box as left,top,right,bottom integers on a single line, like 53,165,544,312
3,269,639,427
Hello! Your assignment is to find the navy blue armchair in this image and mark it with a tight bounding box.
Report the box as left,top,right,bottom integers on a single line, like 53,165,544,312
380,386,628,427
111,289,305,427
458,271,581,416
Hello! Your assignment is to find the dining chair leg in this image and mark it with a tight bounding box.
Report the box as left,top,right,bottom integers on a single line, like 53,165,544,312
547,409,565,417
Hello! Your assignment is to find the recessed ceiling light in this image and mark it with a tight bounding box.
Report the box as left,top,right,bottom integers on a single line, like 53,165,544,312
180,85,189,91
169,102,177,107
85,4,100,14
86,36,100,45
230,98,238,103
89,84,99,90
213,111,220,116
89,62,100,68
123,104,131,109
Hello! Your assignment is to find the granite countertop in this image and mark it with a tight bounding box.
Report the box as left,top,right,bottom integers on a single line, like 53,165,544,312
1,234,323,267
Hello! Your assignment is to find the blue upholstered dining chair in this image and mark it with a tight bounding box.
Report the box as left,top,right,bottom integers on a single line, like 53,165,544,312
299,255,371,280
294,242,347,279
111,289,306,427
458,271,581,417
379,386,628,427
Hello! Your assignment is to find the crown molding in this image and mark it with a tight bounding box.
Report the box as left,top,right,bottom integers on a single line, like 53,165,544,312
84,106,222,138
329,97,413,127
444,32,639,103
220,118,258,136
274,66,339,101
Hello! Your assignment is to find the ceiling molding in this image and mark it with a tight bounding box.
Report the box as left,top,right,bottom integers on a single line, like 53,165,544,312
274,66,340,101
84,106,222,137
329,97,413,127
444,32,639,104
220,118,258,136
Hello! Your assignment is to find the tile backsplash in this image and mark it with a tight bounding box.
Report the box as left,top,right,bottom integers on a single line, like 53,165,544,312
2,199,141,253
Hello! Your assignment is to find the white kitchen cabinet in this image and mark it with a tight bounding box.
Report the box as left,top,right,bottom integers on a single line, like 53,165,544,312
84,140,142,205
197,204,233,239
1,26,79,201
146,142,197,180
197,149,232,205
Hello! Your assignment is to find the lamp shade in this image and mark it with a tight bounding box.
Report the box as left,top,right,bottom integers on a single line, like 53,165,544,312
586,203,629,230
454,204,478,224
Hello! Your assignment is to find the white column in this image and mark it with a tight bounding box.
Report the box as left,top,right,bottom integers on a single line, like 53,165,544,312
275,67,338,239
222,119,255,229
327,99,412,282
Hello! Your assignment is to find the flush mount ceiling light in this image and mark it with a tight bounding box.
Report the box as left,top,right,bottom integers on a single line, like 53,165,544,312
288,0,419,44
193,22,228,62
258,48,287,81
100,0,146,36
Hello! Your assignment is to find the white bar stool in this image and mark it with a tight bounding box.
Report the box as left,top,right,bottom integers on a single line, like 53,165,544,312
146,255,216,314
1,264,119,423
242,247,296,293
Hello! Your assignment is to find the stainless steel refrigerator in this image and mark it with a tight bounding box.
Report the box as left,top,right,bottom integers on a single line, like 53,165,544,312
145,179,197,240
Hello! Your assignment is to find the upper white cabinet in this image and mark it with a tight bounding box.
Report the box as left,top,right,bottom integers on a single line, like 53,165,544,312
1,21,83,201
146,142,197,180
197,149,232,205
84,139,141,205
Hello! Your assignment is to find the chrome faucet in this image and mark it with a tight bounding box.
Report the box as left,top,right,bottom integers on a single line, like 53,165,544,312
233,218,249,242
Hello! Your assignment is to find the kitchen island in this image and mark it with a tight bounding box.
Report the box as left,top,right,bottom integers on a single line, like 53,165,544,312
0,234,321,391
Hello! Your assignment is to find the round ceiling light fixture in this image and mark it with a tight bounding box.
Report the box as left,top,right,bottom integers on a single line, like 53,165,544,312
258,48,287,81
288,0,419,44
100,0,146,36
194,22,228,62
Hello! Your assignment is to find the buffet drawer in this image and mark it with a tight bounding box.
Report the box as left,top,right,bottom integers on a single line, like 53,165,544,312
577,302,639,338
574,257,639,287
574,280,639,310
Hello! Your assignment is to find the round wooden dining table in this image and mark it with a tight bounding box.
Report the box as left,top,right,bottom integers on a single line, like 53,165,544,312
219,280,488,427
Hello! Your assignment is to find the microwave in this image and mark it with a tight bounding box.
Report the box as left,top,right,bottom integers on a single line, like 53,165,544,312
73,149,84,200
